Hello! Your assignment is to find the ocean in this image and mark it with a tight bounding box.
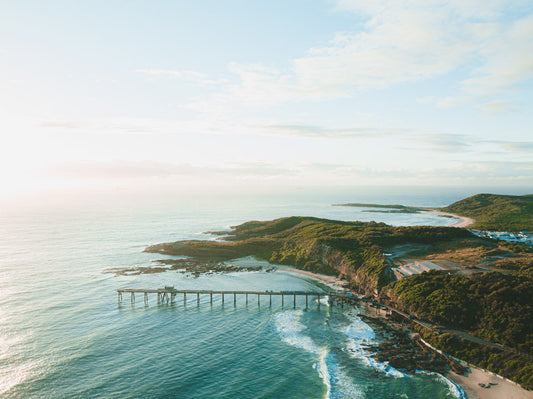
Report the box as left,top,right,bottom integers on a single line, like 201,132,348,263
0,189,471,398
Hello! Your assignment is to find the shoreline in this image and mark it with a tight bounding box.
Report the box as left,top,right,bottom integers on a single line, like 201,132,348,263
279,267,349,289
280,267,532,399
447,368,533,399
426,209,475,228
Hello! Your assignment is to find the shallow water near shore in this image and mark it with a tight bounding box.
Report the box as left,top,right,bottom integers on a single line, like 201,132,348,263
0,190,468,398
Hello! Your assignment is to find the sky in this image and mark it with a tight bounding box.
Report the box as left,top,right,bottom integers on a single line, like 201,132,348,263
1,0,532,199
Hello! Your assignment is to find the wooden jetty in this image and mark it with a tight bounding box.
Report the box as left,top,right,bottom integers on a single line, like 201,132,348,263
117,288,359,309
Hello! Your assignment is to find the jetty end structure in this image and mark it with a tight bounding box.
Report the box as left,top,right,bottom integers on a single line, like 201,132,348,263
117,287,360,309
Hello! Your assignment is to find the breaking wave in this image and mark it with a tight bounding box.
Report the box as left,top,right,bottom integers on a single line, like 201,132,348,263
342,313,406,378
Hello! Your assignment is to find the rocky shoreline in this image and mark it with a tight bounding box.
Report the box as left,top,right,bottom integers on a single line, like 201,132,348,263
105,258,275,277
358,312,467,375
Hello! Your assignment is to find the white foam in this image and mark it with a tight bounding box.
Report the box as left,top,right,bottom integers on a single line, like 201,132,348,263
274,310,331,397
274,310,368,399
342,313,406,378
415,370,467,399
320,295,331,306
331,367,366,399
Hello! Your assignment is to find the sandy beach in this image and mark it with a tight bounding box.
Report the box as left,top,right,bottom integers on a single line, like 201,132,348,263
448,368,533,399
281,267,349,288
281,267,533,399
426,209,475,228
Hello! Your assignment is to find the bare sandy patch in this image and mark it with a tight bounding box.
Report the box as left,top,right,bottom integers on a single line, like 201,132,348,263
426,209,475,228
448,367,533,399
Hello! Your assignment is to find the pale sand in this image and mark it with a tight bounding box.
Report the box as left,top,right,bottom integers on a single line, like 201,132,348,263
449,368,533,399
280,267,349,288
426,209,475,228
281,266,533,399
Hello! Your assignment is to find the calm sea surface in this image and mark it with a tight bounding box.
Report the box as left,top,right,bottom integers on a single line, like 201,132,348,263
0,190,470,398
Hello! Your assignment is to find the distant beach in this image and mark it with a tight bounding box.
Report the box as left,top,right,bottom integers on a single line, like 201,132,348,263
425,209,475,228
280,267,349,288
334,202,476,228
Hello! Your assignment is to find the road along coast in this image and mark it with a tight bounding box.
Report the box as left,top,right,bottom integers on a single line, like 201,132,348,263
283,268,533,399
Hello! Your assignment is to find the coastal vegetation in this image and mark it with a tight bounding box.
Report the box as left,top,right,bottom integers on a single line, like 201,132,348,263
442,193,533,231
388,270,533,352
419,330,533,389
146,216,472,291
147,193,533,389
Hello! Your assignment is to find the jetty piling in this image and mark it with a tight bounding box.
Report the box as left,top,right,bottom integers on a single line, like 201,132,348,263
117,289,357,311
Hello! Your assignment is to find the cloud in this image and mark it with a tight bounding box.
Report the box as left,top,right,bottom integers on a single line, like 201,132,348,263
499,142,533,152
304,1,532,96
40,121,84,129
45,160,295,180
135,69,221,86
254,124,404,138
461,13,533,95
153,0,532,112
476,101,512,115
41,157,533,189
405,134,470,152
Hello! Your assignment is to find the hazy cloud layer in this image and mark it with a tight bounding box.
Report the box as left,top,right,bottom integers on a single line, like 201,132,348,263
45,159,533,187
39,117,532,158
143,0,533,111
45,161,295,180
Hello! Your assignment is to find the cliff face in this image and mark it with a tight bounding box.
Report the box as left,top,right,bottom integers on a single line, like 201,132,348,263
145,214,533,389
263,235,388,293
147,216,471,295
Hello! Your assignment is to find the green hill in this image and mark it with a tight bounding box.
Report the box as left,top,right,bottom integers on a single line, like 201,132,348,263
442,193,533,231
147,216,471,292
146,214,533,388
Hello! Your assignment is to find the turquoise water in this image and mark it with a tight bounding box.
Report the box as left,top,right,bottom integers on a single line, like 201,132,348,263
0,191,467,398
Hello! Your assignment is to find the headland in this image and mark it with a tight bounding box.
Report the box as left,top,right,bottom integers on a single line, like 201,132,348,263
144,193,533,395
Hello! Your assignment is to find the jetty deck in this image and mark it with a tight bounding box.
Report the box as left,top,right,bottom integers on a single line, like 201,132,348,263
117,288,359,308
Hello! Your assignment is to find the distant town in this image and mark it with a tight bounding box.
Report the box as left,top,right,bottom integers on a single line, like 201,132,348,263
468,230,533,246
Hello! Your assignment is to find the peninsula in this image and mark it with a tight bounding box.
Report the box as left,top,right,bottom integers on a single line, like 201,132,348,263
146,193,533,391
336,193,533,232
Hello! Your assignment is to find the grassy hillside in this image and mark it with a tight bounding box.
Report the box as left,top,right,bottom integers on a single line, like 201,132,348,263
389,269,533,388
147,216,471,292
389,270,533,351
442,193,533,231
147,215,533,388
